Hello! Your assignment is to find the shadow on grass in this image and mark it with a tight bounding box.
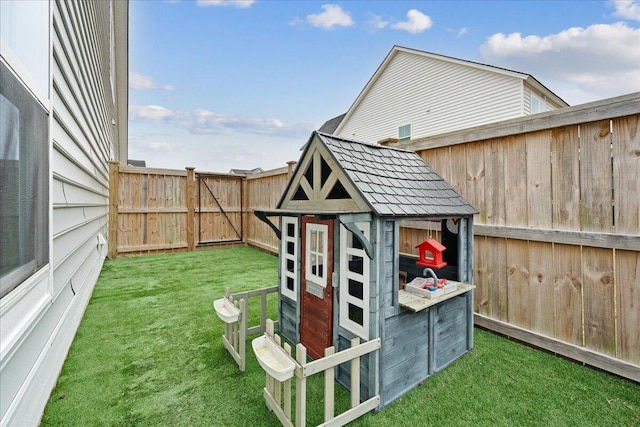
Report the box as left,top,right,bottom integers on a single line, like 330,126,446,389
41,247,639,426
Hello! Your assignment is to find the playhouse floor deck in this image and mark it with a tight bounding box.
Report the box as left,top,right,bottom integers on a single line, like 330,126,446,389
40,247,640,426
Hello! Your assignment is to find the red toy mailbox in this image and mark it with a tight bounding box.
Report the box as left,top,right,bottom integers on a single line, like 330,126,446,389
415,239,447,269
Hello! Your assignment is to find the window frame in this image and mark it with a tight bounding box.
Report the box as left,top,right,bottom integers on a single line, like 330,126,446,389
280,216,298,301
530,93,547,114
0,60,50,299
398,123,411,142
305,222,328,288
339,222,370,340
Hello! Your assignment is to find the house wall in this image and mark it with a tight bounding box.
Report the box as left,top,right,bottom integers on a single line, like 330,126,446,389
336,49,525,144
524,85,564,115
0,2,127,426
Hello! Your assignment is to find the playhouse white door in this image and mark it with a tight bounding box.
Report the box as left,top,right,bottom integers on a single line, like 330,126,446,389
300,216,334,360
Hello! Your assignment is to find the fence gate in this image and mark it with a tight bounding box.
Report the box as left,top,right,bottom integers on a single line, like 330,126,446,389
197,173,243,245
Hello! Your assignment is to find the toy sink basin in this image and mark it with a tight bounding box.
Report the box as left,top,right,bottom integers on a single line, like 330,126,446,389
213,298,240,323
252,334,295,382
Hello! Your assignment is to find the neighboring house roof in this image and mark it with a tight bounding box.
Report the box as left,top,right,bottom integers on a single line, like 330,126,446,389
229,167,264,175
278,131,478,218
127,159,146,167
333,45,569,137
318,113,346,134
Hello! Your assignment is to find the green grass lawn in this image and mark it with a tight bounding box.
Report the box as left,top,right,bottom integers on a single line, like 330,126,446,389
41,247,639,426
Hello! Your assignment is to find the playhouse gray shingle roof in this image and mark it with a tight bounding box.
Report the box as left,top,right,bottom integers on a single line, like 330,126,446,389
316,132,478,217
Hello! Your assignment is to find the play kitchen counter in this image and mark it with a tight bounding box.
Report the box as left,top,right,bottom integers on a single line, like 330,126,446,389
399,281,475,312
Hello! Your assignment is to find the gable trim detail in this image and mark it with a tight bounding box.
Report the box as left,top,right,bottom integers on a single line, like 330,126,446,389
279,135,371,213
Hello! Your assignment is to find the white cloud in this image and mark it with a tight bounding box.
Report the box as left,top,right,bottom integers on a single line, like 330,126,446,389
185,109,285,135
367,13,389,32
129,72,174,91
480,22,640,104
129,105,313,138
448,27,468,37
306,4,354,29
610,0,640,21
136,141,174,151
128,128,305,173
129,105,176,120
391,9,432,34
196,0,255,8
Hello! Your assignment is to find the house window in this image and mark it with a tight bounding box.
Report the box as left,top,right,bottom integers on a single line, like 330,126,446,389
339,222,370,340
0,0,50,100
398,124,411,142
280,216,298,301
305,223,328,287
531,93,547,114
0,61,49,298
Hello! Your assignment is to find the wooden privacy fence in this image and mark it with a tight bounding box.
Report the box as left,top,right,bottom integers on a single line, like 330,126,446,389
401,93,640,379
261,319,381,427
108,165,276,257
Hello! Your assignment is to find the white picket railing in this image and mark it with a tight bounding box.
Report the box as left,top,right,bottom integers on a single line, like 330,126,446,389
261,319,381,427
218,286,278,371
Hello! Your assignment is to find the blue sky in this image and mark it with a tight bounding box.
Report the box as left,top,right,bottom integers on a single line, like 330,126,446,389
128,0,640,172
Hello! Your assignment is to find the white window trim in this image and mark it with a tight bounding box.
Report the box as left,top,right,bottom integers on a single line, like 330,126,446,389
305,222,328,288
398,123,411,142
280,216,298,301
339,222,370,340
531,93,546,114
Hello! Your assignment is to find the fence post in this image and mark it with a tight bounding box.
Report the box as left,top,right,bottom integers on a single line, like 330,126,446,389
351,337,360,408
242,176,247,243
108,161,120,259
324,346,335,422
239,298,247,372
283,342,293,420
185,167,196,251
295,343,307,427
287,161,296,180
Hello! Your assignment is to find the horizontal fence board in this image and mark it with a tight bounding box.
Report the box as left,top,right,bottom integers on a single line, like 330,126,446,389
119,166,188,176
472,225,640,250
119,242,188,253
475,314,640,382
118,207,188,214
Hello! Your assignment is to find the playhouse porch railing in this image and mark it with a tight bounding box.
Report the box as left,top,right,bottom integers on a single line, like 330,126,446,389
217,286,278,371
261,319,381,427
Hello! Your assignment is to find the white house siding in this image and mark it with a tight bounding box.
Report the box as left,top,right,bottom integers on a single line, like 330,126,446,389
0,2,126,426
336,50,527,144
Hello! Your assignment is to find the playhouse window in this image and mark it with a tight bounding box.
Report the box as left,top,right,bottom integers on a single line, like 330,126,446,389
305,223,328,287
339,222,370,340
280,217,298,301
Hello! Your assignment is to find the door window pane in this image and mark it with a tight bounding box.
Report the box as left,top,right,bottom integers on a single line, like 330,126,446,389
306,223,328,287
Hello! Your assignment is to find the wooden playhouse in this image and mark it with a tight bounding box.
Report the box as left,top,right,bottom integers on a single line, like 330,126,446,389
256,131,478,409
